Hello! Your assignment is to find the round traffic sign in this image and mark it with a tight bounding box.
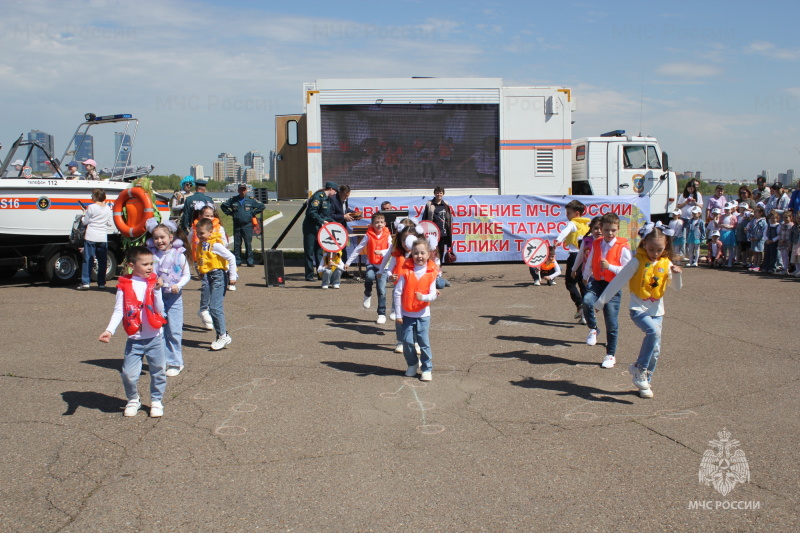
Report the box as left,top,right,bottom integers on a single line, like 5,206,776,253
317,222,348,252
522,237,550,268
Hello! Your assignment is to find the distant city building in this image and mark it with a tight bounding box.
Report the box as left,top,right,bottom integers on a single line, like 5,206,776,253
27,130,55,173
212,160,225,181
244,150,265,181
268,149,276,181
694,171,702,180
215,153,238,182
787,169,795,187
243,168,258,183
114,132,132,168
761,169,771,181
234,163,243,182
73,134,94,163
190,164,204,180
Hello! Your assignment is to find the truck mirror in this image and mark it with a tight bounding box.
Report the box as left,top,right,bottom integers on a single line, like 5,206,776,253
662,151,669,172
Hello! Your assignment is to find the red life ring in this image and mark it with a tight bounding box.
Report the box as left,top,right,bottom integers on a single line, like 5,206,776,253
113,186,154,238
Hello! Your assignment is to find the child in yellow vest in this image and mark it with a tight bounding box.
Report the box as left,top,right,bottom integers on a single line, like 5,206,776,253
317,250,344,289
593,221,682,398
344,212,392,324
555,200,591,318
393,238,438,381
195,218,238,350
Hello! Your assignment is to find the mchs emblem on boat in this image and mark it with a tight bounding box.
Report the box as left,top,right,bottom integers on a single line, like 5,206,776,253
37,197,50,211
698,428,750,497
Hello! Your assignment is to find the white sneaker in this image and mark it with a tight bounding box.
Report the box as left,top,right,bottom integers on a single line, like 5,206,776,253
165,365,184,377
601,354,616,369
362,295,372,309
389,312,396,321
211,333,232,351
420,371,432,381
578,309,587,325
628,364,650,390
78,284,90,290
405,364,420,377
123,398,141,417
394,343,404,353
198,309,214,330
533,280,540,286
150,401,164,418
415,343,421,355
586,329,598,346
377,315,387,324
639,388,654,399
321,285,329,289
548,279,556,286
332,284,340,289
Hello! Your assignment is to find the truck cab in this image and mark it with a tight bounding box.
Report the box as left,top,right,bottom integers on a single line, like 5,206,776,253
572,131,677,220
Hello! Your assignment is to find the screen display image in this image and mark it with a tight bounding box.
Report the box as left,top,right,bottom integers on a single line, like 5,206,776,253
320,104,499,190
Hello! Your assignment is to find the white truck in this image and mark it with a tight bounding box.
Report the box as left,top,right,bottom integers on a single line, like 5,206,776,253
275,78,676,217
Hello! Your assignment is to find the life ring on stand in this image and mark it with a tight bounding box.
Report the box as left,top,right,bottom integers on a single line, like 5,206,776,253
113,186,154,238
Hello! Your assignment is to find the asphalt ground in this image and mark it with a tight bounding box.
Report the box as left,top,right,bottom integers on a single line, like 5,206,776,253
1,255,798,531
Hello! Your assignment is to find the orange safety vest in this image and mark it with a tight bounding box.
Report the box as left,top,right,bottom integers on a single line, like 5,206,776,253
365,227,390,265
400,258,437,314
391,249,408,277
116,273,167,336
540,259,557,272
591,237,629,282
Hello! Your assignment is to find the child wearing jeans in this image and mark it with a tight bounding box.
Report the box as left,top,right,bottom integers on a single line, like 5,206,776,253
318,250,344,289
685,206,706,267
194,218,238,350
190,204,228,330
581,213,631,369
385,225,423,353
777,210,794,275
393,238,438,382
98,246,168,417
146,219,190,377
594,222,682,398
344,212,392,324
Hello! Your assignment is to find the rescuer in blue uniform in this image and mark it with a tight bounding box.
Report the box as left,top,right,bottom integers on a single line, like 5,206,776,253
302,181,338,281
220,184,266,267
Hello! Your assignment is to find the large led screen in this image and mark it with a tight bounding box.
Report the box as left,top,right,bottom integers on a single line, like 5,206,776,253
320,104,499,190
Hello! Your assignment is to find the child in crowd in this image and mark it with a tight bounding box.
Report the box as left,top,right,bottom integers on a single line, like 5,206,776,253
571,217,603,324
554,200,591,320
761,210,781,273
146,219,191,377
318,250,344,289
735,204,751,266
791,211,800,277
748,206,767,272
530,248,561,286
189,204,228,330
685,206,706,267
777,210,794,275
706,208,721,243
581,213,630,369
344,212,392,324
98,246,168,417
386,224,424,353
194,218,238,350
593,222,682,399
668,210,684,261
719,202,738,267
393,238,438,381
706,231,724,267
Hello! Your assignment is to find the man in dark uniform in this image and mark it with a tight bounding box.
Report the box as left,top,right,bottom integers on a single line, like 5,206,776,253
220,184,266,267
302,181,338,281
180,179,214,233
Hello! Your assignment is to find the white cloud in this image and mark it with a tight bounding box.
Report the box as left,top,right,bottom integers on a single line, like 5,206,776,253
655,62,722,78
746,41,800,61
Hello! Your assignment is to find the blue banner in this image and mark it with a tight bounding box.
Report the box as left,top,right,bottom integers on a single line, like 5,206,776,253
347,195,651,262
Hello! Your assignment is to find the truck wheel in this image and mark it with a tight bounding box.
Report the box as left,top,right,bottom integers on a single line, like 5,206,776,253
0,266,19,280
91,253,118,282
46,251,81,285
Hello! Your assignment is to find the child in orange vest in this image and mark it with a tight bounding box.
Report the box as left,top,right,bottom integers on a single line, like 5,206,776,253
393,238,439,381
344,212,392,324
529,248,561,286
98,246,168,418
581,213,631,369
593,222,682,398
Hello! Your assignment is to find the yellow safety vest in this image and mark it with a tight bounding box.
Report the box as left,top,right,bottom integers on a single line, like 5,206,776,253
196,233,228,274
564,217,591,247
629,249,670,300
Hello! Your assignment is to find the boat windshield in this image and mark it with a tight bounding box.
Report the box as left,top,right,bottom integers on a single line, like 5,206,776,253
1,142,65,179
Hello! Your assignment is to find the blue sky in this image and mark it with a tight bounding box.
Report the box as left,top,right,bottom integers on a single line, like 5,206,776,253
2,0,799,181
